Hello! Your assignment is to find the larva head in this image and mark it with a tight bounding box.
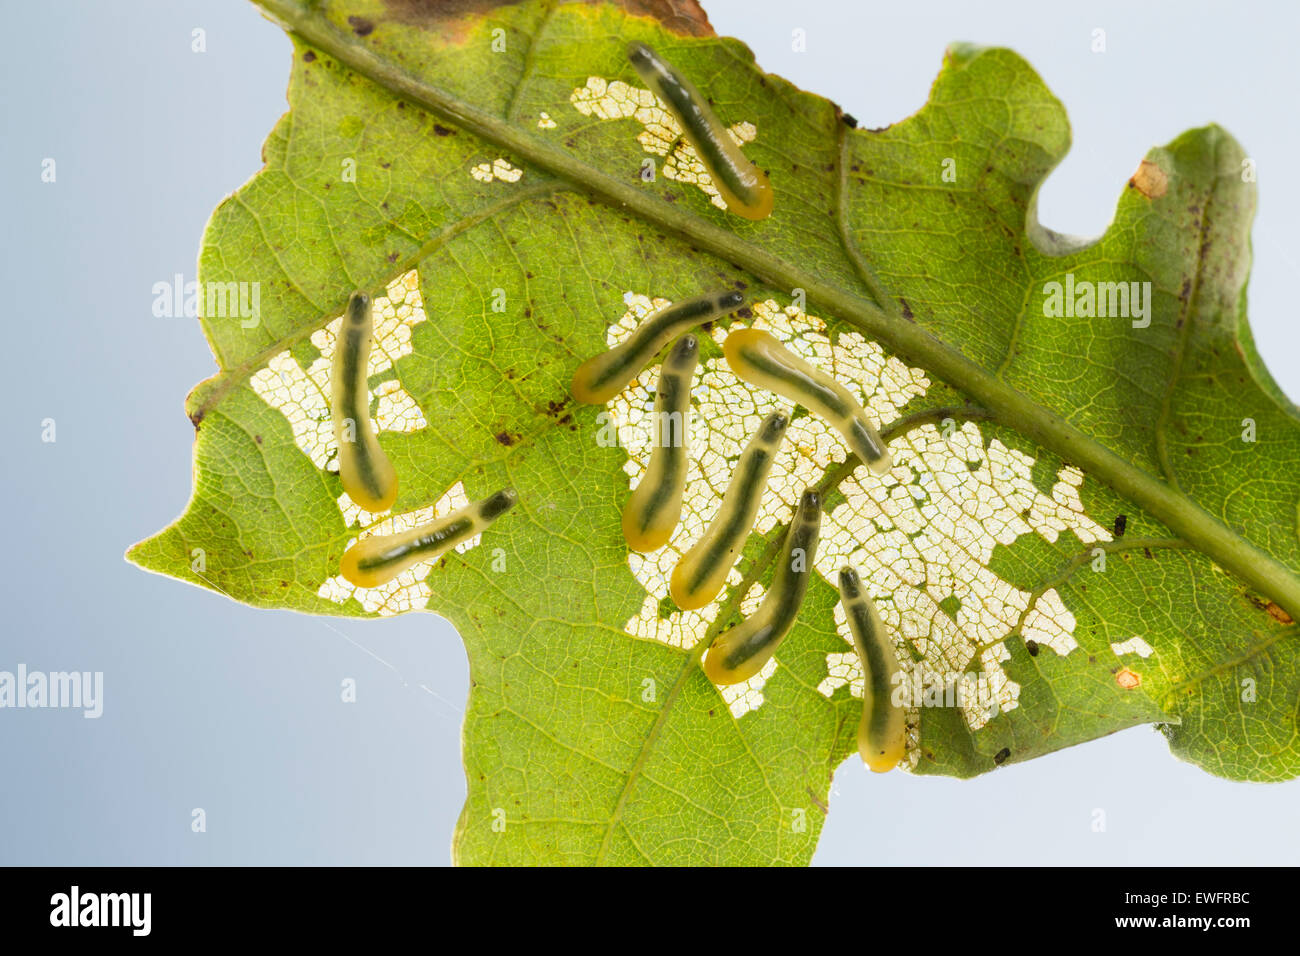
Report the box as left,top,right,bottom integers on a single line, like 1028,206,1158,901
345,290,371,326
757,411,789,444
479,487,518,521
716,290,745,312
796,488,821,522
838,565,863,601
665,333,700,372
626,41,666,82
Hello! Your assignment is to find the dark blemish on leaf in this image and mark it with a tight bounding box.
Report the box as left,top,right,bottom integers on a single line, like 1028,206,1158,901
303,50,316,62
433,124,453,136
558,414,572,426
495,431,516,446
1129,159,1168,199
1245,593,1295,625
867,124,890,133
842,112,858,128
525,271,534,279
347,15,375,36
1088,655,1096,663
189,409,204,430
733,279,748,290
900,298,914,320
523,307,532,318
1025,639,1039,656
254,435,263,444
993,747,1010,765
736,306,753,319
387,252,399,263
1113,514,1127,537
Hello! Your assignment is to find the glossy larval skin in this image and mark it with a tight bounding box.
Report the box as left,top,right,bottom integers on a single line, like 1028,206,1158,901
570,290,743,405
339,488,517,588
704,489,821,685
724,328,891,474
627,41,774,221
839,566,907,772
670,411,789,609
622,335,700,551
332,290,399,512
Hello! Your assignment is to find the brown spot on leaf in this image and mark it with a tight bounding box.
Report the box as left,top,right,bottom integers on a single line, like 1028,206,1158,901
1266,602,1294,625
1115,668,1141,689
495,431,516,446
1129,159,1168,199
347,15,375,36
433,124,454,136
993,747,1011,765
302,50,316,62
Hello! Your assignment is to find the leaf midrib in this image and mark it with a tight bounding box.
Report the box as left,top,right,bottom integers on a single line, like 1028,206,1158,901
248,0,1300,623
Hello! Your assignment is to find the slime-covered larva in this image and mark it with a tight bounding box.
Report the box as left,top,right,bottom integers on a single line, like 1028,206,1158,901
669,411,789,610
571,290,743,405
339,488,518,588
622,335,699,551
838,566,906,773
703,489,822,685
331,291,399,512
627,41,774,220
723,328,892,474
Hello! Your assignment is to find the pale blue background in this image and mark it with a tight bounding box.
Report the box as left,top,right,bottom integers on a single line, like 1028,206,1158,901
1,0,1296,866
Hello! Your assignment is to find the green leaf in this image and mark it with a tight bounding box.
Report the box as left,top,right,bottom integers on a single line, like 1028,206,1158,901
129,0,1300,865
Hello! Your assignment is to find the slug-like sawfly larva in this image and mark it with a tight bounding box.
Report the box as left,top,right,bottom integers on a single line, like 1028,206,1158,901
670,410,789,610
571,289,744,405
332,291,399,513
838,566,906,772
627,41,774,220
723,328,892,474
339,487,517,588
622,335,699,552
704,488,822,685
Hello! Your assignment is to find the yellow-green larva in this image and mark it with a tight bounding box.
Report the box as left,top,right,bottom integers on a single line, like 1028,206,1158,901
622,335,699,552
331,290,399,513
339,487,518,589
838,566,906,773
670,411,789,610
571,289,743,405
627,42,774,220
704,489,821,685
724,328,892,474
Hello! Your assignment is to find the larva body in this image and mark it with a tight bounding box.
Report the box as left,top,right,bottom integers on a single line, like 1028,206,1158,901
571,289,743,405
331,291,399,512
670,411,789,610
723,328,891,474
622,335,699,551
704,489,822,685
627,42,774,221
838,566,906,773
339,488,517,588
